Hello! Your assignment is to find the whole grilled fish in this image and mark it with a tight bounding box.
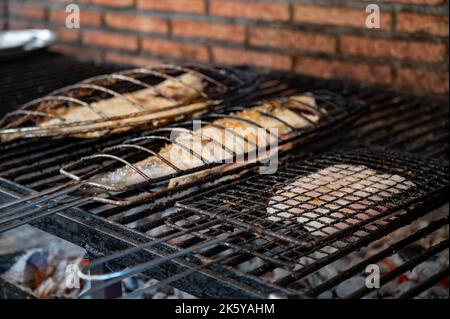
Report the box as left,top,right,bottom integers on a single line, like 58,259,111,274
1,73,206,141
92,94,323,190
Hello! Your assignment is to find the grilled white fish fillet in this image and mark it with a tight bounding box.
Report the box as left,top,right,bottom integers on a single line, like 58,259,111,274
38,73,205,138
92,94,323,189
267,164,415,236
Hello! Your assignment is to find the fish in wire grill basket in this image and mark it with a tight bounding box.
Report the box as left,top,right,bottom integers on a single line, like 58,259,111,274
61,92,331,193
0,90,357,233
0,64,246,142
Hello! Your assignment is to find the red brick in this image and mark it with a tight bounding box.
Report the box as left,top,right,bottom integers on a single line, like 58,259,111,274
49,8,66,22
55,27,80,42
8,21,29,30
142,38,210,62
295,57,393,85
137,0,206,13
79,0,134,7
104,52,163,67
250,27,336,53
49,8,102,26
22,21,48,30
9,3,46,20
83,31,139,51
210,0,289,21
340,36,447,62
397,12,449,36
105,13,168,34
294,5,392,29
212,47,293,70
395,67,449,94
172,20,245,43
379,0,444,4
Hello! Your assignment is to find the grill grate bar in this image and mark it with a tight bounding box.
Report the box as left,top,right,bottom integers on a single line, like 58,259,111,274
368,108,448,146
398,268,449,299
306,217,448,297
79,236,231,298
346,239,449,299
175,147,448,296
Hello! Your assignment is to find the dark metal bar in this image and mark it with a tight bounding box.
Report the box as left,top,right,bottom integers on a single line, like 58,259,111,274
346,239,449,299
79,236,229,298
398,268,449,299
307,217,449,297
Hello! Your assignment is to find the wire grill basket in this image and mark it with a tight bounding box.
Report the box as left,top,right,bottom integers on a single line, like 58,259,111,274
0,64,254,141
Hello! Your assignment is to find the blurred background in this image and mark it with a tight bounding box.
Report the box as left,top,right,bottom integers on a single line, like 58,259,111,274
0,0,448,95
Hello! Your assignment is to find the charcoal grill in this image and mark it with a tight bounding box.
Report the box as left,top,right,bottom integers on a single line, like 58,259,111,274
0,53,448,299
0,82,363,232
78,147,448,299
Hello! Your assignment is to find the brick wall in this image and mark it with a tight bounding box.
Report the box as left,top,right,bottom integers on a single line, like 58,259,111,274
3,0,449,95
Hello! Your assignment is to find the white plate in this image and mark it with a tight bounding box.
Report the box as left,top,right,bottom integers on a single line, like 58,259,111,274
0,29,58,57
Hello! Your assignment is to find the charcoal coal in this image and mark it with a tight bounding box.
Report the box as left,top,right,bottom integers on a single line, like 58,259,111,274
335,276,365,298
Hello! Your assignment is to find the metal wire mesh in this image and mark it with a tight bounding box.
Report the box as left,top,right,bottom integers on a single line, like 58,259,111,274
0,89,362,233
177,148,448,248
77,147,448,299
0,60,448,298
57,90,360,198
1,73,446,194
0,64,253,141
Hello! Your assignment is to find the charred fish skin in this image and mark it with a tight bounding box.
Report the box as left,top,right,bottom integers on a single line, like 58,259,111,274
92,94,324,190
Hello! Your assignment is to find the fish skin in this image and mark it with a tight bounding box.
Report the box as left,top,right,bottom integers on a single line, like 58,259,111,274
0,73,205,143
92,94,323,190
40,73,205,138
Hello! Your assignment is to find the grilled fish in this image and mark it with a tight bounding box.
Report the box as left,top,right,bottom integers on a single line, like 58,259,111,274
92,94,323,190
41,73,205,137
267,164,415,236
1,73,206,141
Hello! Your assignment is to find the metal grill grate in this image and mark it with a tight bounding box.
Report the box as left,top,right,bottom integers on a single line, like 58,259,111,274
276,72,449,161
78,147,449,299
0,55,448,299
349,94,448,160
0,52,120,116
0,90,363,232
177,148,447,249
0,74,447,193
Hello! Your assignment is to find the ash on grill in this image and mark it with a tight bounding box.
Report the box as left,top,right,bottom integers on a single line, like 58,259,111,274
0,225,85,298
0,225,197,299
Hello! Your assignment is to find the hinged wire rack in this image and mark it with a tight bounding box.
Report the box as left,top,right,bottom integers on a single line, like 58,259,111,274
57,90,363,206
0,90,365,232
0,64,255,141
